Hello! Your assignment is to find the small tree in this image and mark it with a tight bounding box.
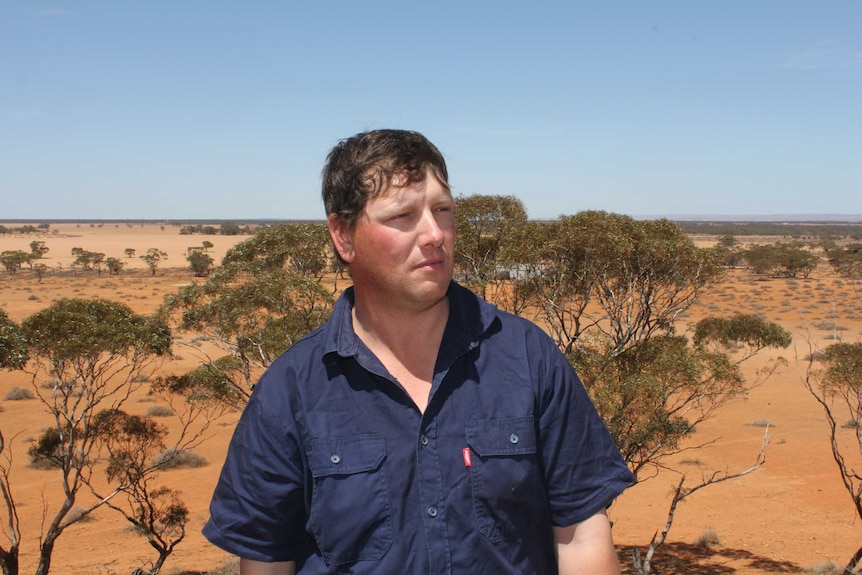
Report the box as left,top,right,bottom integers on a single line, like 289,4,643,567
0,311,27,575
32,263,48,283
140,249,168,276
71,248,106,275
201,240,214,253
454,194,528,302
186,251,214,278
29,241,48,260
20,299,172,575
0,251,29,274
93,410,191,575
105,257,125,275
802,341,862,574
162,223,334,405
125,248,137,259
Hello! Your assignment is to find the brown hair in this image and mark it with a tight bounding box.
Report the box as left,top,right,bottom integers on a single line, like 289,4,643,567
321,129,449,232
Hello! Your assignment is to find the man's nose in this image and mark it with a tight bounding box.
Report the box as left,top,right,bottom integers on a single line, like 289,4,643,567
419,209,445,246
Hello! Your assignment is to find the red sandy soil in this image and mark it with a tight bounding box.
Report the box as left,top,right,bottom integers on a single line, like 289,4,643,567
1,224,861,574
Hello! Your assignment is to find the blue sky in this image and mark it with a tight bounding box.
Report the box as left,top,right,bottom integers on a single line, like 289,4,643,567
2,1,860,221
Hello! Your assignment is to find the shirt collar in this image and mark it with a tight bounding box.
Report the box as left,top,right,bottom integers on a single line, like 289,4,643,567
322,282,499,363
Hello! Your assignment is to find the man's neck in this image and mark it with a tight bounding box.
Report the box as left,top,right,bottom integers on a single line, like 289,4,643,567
351,293,450,362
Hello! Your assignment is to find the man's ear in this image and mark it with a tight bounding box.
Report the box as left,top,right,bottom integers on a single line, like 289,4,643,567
327,215,355,264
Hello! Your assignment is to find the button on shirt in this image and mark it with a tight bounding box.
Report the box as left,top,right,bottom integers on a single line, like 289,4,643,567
203,282,635,574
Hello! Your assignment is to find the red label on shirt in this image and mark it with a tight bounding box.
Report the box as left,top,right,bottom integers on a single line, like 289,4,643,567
462,447,472,467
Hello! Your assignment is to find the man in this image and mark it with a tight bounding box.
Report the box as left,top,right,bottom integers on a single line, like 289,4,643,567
203,129,635,574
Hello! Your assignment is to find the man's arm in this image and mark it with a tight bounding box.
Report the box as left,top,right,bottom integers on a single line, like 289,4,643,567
553,510,622,575
239,558,296,575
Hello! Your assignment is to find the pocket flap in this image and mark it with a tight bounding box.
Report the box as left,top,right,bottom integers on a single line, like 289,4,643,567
306,434,386,478
465,417,537,457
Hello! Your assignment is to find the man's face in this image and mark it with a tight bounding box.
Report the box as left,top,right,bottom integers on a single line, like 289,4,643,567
329,170,455,313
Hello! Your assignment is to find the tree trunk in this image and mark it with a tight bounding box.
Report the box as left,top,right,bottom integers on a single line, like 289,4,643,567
0,549,18,575
150,549,170,575
35,536,56,575
845,545,862,575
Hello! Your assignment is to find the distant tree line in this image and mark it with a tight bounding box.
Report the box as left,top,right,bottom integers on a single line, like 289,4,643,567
177,223,260,236
677,220,862,241
0,224,50,236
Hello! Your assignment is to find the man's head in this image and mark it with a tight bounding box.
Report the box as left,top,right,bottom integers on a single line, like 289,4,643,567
322,129,450,259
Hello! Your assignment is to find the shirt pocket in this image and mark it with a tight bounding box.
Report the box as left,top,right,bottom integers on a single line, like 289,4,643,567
465,416,544,543
306,434,393,565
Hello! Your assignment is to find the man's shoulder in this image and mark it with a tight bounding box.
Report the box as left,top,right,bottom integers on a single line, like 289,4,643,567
448,282,555,347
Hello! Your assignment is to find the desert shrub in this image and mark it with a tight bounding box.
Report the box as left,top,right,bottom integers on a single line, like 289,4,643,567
804,351,826,362
842,419,860,430
806,560,842,575
5,386,34,401
146,405,174,417
131,373,150,382
694,528,721,548
152,447,207,470
37,379,83,396
27,295,38,301
746,419,775,428
65,505,96,524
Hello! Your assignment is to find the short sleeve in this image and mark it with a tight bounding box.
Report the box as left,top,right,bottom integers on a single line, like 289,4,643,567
202,369,307,562
537,346,635,527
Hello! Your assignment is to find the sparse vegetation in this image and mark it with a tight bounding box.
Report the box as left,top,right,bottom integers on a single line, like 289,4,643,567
2,219,861,574
4,387,34,401
152,448,207,470
747,419,775,428
694,528,721,549
147,405,175,417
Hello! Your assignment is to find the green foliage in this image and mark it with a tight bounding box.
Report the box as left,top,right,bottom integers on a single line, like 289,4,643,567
28,427,65,468
163,223,334,403
0,309,28,368
573,334,745,477
821,342,862,392
694,313,793,354
105,257,125,275
525,211,724,355
154,355,249,411
93,409,168,483
0,250,30,273
140,248,168,275
822,241,862,279
744,242,818,278
21,298,172,362
221,223,330,279
29,240,49,258
454,194,528,299
71,247,106,273
186,250,215,277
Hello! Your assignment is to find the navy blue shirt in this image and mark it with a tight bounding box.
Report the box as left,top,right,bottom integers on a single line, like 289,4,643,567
203,282,634,574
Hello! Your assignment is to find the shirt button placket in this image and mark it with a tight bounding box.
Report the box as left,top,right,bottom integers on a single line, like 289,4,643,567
417,420,452,572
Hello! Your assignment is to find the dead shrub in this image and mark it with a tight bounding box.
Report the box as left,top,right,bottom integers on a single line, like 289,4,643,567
5,386,34,401
146,405,174,417
152,447,207,470
694,528,721,548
